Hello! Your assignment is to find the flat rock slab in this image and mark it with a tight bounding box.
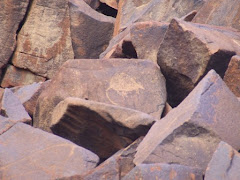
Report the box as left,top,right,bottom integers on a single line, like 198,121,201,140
12,0,74,78
122,163,203,180
34,58,166,132
69,0,115,59
0,123,99,179
157,18,240,106
205,141,240,180
134,70,240,170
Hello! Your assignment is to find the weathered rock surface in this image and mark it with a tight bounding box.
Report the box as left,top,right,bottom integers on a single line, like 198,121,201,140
0,116,15,135
114,0,206,35
0,0,30,76
205,141,240,180
100,21,168,63
223,55,240,97
122,163,203,180
157,18,240,106
193,0,240,31
51,98,154,158
134,70,240,170
12,0,74,78
83,0,100,9
0,123,99,179
69,0,115,59
34,58,166,132
1,65,46,88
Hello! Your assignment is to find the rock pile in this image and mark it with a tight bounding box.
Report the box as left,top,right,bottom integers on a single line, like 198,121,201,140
0,0,240,179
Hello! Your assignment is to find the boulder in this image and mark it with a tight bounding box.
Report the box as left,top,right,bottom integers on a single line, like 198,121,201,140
122,163,203,180
223,55,240,97
51,98,155,158
0,0,30,76
100,21,168,63
0,123,99,179
192,0,240,31
0,116,15,135
205,141,240,180
1,65,46,88
12,0,74,78
34,58,166,132
69,0,115,59
157,18,240,106
134,70,240,170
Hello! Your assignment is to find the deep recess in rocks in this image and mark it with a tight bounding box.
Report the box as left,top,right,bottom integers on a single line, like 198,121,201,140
122,41,138,59
96,2,118,18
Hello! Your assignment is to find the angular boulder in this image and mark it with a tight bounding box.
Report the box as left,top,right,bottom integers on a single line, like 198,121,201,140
34,58,166,132
0,123,99,179
134,70,240,170
69,0,115,59
157,18,240,106
12,0,74,78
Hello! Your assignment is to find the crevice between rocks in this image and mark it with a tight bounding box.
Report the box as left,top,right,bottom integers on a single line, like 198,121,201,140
96,2,118,18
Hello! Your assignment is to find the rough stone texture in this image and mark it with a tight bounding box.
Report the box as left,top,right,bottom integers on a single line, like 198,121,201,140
0,116,15,135
1,88,31,123
122,163,203,180
83,0,100,9
0,123,99,179
69,0,115,59
157,18,240,106
100,0,118,9
100,21,168,63
1,65,46,88
134,70,240,170
60,137,143,180
205,141,240,180
223,55,240,97
114,0,206,35
12,0,74,78
192,0,240,31
0,0,30,76
51,98,154,159
34,58,166,132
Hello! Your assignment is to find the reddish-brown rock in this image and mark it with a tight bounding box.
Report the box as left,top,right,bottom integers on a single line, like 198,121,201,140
122,163,203,180
12,0,74,78
223,55,240,97
0,123,99,179
134,70,240,170
1,65,46,88
100,21,168,63
34,58,166,132
157,18,240,106
0,0,30,76
69,0,115,59
51,98,155,159
205,141,240,180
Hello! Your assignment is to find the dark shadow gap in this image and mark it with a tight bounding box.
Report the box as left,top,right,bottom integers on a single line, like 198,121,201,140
96,2,118,18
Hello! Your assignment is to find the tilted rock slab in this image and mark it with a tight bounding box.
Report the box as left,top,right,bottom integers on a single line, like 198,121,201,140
100,21,168,63
0,123,99,179
134,70,240,170
12,0,74,78
157,18,240,106
51,98,154,158
122,163,203,180
34,58,166,132
0,0,30,76
69,0,115,59
205,141,240,180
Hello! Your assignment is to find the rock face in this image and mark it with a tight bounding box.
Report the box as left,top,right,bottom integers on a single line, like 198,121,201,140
193,0,240,31
34,58,166,132
100,21,168,63
69,0,115,59
11,0,74,78
51,98,154,159
122,163,203,180
157,18,240,106
0,0,30,76
134,70,240,170
0,123,99,179
114,0,206,35
205,141,240,180
223,55,240,97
